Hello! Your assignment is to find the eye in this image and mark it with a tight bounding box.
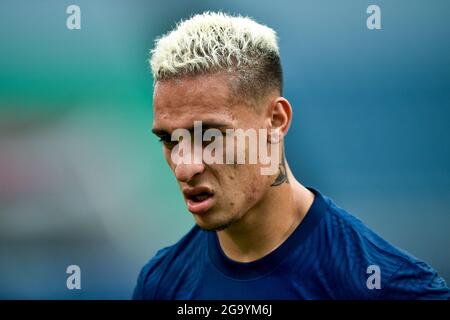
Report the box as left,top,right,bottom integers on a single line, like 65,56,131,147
202,130,226,146
158,136,178,149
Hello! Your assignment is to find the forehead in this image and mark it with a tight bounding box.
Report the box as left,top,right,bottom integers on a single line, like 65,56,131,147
152,74,235,131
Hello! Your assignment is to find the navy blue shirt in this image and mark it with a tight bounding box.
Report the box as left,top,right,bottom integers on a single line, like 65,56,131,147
133,188,449,299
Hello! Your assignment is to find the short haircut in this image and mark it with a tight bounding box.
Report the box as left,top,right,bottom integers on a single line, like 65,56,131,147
150,11,283,102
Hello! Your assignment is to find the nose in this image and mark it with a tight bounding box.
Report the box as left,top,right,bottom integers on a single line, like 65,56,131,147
174,163,205,183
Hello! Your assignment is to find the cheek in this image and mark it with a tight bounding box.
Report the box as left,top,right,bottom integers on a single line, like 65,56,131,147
212,163,266,207
245,164,272,204
246,182,259,203
230,165,265,204
212,166,245,204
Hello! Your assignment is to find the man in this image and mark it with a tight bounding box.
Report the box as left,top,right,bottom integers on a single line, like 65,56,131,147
133,12,449,299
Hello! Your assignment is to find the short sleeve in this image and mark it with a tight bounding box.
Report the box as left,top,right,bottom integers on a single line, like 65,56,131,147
384,260,450,300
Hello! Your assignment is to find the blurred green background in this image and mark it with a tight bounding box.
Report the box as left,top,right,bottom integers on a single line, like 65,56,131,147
1,0,449,299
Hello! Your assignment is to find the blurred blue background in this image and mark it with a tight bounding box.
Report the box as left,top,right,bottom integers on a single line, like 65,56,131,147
0,0,449,299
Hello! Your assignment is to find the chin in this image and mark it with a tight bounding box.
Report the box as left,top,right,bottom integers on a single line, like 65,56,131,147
194,214,237,231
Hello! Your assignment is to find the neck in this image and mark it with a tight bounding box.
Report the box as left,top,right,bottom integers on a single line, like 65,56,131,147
216,163,315,262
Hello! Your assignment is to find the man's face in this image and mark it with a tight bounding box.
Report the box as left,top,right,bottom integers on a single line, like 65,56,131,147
152,73,273,230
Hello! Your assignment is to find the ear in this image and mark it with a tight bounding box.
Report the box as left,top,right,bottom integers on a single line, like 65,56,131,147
266,97,293,143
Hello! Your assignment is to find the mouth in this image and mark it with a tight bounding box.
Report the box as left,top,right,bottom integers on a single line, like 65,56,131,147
183,187,215,215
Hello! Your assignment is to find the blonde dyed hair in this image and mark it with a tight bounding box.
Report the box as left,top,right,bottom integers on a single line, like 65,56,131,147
150,11,283,99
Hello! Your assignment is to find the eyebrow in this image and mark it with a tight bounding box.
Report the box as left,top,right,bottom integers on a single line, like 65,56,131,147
152,122,231,137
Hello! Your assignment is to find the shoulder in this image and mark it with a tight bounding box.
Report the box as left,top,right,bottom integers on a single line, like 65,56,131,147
318,195,449,299
383,259,450,299
132,225,207,300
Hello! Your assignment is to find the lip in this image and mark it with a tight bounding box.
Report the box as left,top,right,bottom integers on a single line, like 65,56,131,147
186,196,215,214
182,186,215,215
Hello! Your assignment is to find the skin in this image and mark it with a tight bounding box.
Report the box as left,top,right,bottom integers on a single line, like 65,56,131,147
152,72,315,263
